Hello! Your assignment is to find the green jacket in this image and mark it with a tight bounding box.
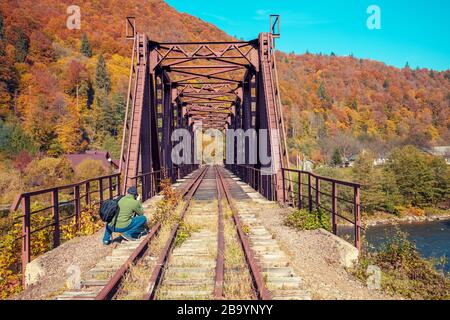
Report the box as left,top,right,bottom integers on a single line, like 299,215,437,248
109,194,144,229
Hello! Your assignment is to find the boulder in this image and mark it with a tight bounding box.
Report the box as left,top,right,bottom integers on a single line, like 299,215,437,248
317,228,359,268
24,259,46,286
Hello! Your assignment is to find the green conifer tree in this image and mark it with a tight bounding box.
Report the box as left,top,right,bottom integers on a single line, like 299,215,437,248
317,82,328,100
0,13,4,40
14,29,29,63
80,33,93,57
95,54,111,93
331,149,342,166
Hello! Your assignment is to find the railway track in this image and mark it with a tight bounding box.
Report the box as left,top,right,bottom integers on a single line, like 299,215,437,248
55,168,206,300
56,165,309,300
143,165,268,300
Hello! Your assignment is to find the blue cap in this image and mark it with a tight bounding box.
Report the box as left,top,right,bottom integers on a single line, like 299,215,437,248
127,186,138,196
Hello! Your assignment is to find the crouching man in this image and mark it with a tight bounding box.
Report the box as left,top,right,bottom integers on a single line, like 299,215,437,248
103,186,147,245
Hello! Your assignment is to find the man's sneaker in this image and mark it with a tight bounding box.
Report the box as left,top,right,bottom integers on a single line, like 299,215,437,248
121,233,138,242
103,240,111,246
138,230,149,238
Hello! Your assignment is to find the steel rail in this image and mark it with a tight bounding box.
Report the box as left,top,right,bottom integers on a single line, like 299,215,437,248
142,166,209,300
95,222,161,300
213,165,225,299
215,167,272,300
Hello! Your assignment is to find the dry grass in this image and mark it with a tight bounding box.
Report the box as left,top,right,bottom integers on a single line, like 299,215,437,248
155,200,218,299
115,199,186,300
116,190,255,300
222,202,255,300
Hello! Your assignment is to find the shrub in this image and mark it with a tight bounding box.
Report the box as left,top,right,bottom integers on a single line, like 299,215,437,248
0,120,37,158
12,151,33,173
23,157,74,189
352,229,450,300
174,222,199,247
61,203,104,241
285,208,332,232
74,159,108,181
0,167,22,205
423,207,449,217
386,145,448,207
0,202,51,299
400,206,425,217
150,179,180,225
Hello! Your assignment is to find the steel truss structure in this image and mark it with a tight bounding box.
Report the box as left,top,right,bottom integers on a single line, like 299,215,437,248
120,16,290,200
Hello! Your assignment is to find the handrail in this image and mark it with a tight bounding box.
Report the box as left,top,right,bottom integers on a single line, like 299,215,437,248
9,172,121,287
282,168,361,188
9,162,197,289
10,173,121,212
229,164,360,188
227,163,362,250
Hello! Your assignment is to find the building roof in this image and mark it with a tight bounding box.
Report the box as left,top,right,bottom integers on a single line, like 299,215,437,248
429,146,450,156
65,150,119,171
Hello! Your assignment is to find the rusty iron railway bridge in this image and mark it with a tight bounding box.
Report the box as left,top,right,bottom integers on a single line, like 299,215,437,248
10,16,362,291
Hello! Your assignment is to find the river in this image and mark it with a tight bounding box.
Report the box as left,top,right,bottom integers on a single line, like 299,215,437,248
364,219,450,273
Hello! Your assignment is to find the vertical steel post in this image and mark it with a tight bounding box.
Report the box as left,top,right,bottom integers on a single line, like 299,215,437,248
308,174,313,212
150,172,154,198
315,177,320,210
298,172,303,209
99,178,104,204
108,177,113,199
52,189,60,248
354,186,361,250
85,181,90,205
282,169,286,204
142,175,147,201
74,185,81,230
21,196,31,287
331,182,337,235
252,168,255,189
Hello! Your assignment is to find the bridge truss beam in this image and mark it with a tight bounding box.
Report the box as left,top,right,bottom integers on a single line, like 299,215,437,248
120,18,290,201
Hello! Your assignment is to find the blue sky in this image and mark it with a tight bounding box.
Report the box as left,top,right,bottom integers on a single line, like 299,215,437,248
166,0,450,71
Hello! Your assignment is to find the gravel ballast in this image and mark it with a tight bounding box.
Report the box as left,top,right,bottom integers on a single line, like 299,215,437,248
255,204,395,300
11,230,113,300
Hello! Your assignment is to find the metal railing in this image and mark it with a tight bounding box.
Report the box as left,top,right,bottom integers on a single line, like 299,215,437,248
128,164,198,202
128,170,162,202
8,163,198,288
9,173,121,285
227,164,362,250
225,164,278,201
282,168,362,250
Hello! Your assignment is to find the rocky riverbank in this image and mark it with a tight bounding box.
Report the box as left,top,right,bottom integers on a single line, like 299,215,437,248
363,210,450,227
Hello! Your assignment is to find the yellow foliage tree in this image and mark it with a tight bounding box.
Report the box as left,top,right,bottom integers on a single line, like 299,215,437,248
74,159,108,181
57,108,88,154
23,157,74,189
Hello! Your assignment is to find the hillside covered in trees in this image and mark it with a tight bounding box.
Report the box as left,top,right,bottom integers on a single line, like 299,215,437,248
277,53,450,163
0,0,449,202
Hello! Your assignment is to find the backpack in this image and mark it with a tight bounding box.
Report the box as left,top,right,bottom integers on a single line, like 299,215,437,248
99,196,124,229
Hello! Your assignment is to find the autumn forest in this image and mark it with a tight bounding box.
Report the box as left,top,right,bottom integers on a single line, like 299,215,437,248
0,0,449,206
0,0,449,301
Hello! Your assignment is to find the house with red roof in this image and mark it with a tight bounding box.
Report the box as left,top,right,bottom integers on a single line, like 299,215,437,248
65,150,119,172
